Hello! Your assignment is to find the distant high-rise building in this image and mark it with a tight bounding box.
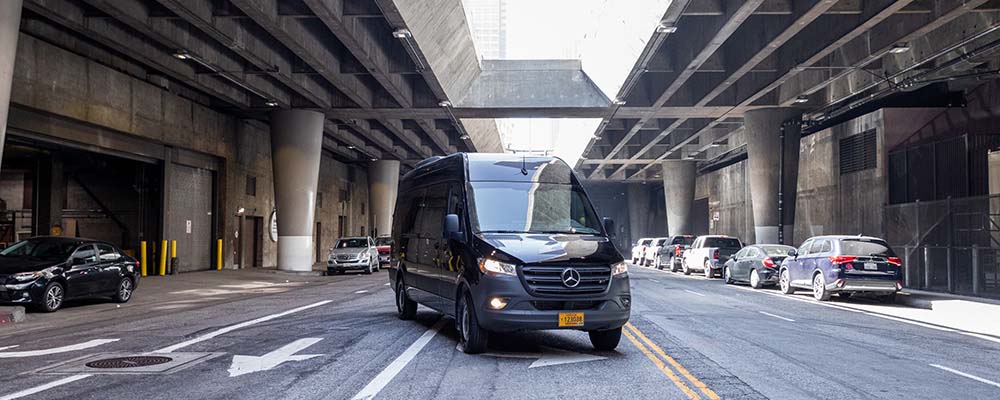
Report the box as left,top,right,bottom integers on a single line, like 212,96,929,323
463,0,507,59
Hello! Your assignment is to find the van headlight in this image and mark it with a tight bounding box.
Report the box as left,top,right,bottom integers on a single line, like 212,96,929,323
480,258,516,276
611,261,628,276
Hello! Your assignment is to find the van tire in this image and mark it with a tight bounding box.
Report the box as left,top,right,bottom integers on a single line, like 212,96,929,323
395,279,417,320
589,327,622,351
457,292,488,354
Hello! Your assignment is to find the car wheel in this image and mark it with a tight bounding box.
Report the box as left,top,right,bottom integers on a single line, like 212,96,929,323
879,292,897,304
589,327,622,351
640,257,646,267
365,261,373,274
456,291,488,354
838,292,853,300
703,261,713,279
682,261,691,275
723,266,733,284
654,255,661,269
38,282,65,312
670,258,679,273
113,277,134,303
749,269,762,289
395,279,417,320
812,273,831,301
779,269,795,294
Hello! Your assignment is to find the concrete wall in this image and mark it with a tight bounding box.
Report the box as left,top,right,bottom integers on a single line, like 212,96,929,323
8,32,370,270
697,110,889,246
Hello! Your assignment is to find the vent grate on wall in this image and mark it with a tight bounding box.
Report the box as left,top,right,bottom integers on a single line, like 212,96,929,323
840,129,877,175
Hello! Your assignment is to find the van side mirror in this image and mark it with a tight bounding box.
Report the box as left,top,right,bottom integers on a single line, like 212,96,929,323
444,214,464,242
602,217,616,238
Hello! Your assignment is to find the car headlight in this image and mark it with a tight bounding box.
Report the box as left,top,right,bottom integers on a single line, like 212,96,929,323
479,258,516,276
612,261,628,276
12,271,42,282
358,251,369,260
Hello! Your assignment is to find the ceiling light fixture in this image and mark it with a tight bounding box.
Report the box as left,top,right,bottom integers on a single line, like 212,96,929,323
392,29,412,39
172,50,191,60
347,145,356,150
438,100,452,108
459,134,470,140
793,95,809,104
264,100,279,107
889,43,911,54
656,23,678,34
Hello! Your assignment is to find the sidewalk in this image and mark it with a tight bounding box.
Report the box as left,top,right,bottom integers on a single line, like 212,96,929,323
843,289,1000,342
0,268,339,336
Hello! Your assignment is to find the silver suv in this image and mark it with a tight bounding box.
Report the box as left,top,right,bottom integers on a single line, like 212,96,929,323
328,237,379,274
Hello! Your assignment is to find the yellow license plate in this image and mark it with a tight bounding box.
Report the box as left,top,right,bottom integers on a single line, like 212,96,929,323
558,312,585,327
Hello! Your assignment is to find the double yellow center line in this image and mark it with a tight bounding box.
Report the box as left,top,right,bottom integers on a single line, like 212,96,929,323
623,322,720,400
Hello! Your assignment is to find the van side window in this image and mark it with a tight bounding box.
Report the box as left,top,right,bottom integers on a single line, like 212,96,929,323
448,183,465,233
396,189,424,263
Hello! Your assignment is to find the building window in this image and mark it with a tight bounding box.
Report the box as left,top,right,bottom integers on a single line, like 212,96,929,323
246,175,257,196
840,129,877,175
338,216,346,238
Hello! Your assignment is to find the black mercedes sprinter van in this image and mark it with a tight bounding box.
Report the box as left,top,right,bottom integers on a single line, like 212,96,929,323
388,153,630,354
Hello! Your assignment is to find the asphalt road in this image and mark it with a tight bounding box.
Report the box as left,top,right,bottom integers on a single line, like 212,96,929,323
1,265,999,400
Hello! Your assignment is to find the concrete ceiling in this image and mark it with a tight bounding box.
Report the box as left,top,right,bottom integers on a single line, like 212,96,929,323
578,0,1000,181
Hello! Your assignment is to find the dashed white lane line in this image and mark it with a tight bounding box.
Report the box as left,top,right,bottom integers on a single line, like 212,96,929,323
929,364,1000,389
683,289,706,297
0,300,335,400
355,290,369,294
351,319,448,400
0,339,119,358
649,279,660,283
758,311,795,322
0,374,93,400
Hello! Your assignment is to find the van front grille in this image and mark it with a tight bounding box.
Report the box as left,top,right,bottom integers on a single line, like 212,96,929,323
531,301,602,311
519,265,611,296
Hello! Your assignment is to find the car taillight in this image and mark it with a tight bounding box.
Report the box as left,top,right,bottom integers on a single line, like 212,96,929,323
675,246,682,256
762,257,776,268
713,249,719,259
887,257,902,266
829,255,856,269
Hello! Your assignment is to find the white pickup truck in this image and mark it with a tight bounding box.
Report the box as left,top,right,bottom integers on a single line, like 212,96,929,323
681,235,744,278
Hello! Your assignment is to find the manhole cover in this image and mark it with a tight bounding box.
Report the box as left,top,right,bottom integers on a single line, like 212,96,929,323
85,356,173,369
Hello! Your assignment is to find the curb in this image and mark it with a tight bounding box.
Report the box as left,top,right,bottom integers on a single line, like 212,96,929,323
0,306,26,326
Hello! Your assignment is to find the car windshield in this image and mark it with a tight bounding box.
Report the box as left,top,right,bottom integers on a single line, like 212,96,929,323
672,237,695,245
840,239,895,257
760,245,795,256
336,239,368,248
0,239,78,260
704,238,742,248
470,181,603,234
374,237,393,246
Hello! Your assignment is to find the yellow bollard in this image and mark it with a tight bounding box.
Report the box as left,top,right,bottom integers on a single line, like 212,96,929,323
159,240,168,276
170,240,178,275
217,239,223,270
140,241,147,277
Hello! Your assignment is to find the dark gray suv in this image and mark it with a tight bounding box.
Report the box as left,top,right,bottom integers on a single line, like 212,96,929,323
389,153,631,354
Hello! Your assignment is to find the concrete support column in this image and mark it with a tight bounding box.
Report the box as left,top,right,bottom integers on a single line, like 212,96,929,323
270,110,324,272
662,160,697,236
626,183,649,244
368,160,400,238
744,107,802,244
0,0,23,171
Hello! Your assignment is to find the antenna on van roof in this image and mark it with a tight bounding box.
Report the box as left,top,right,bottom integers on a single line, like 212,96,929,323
520,154,528,175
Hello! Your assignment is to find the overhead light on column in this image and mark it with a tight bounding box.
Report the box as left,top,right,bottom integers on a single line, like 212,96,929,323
264,100,279,107
656,23,678,34
347,145,356,150
172,49,191,60
370,158,378,162
889,43,911,54
793,95,809,104
438,100,452,108
459,134,470,140
392,29,412,39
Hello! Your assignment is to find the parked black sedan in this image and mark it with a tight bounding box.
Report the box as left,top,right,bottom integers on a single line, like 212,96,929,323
723,244,796,289
0,237,140,312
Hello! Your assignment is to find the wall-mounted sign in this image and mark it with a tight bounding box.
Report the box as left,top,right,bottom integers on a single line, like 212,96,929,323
712,211,720,222
270,209,278,242
186,220,192,234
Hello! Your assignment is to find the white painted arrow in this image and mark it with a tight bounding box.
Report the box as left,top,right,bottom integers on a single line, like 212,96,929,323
482,346,607,368
228,338,324,377
0,339,118,358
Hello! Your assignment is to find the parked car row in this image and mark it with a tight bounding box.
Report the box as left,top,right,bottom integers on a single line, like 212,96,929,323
630,234,903,303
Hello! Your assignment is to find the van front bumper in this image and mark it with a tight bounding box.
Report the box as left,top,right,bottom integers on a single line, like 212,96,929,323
471,274,631,332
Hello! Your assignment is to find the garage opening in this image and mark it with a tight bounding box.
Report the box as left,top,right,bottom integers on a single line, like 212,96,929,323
0,139,162,259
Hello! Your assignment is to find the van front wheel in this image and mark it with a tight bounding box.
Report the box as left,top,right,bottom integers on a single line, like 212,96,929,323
589,327,622,351
457,292,488,354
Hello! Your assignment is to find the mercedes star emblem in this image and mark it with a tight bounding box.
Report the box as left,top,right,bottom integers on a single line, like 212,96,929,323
561,268,581,288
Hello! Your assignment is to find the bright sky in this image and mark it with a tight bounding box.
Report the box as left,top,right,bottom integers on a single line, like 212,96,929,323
465,0,672,164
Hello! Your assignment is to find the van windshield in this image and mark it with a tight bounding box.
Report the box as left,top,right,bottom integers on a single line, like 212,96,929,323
470,181,603,235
